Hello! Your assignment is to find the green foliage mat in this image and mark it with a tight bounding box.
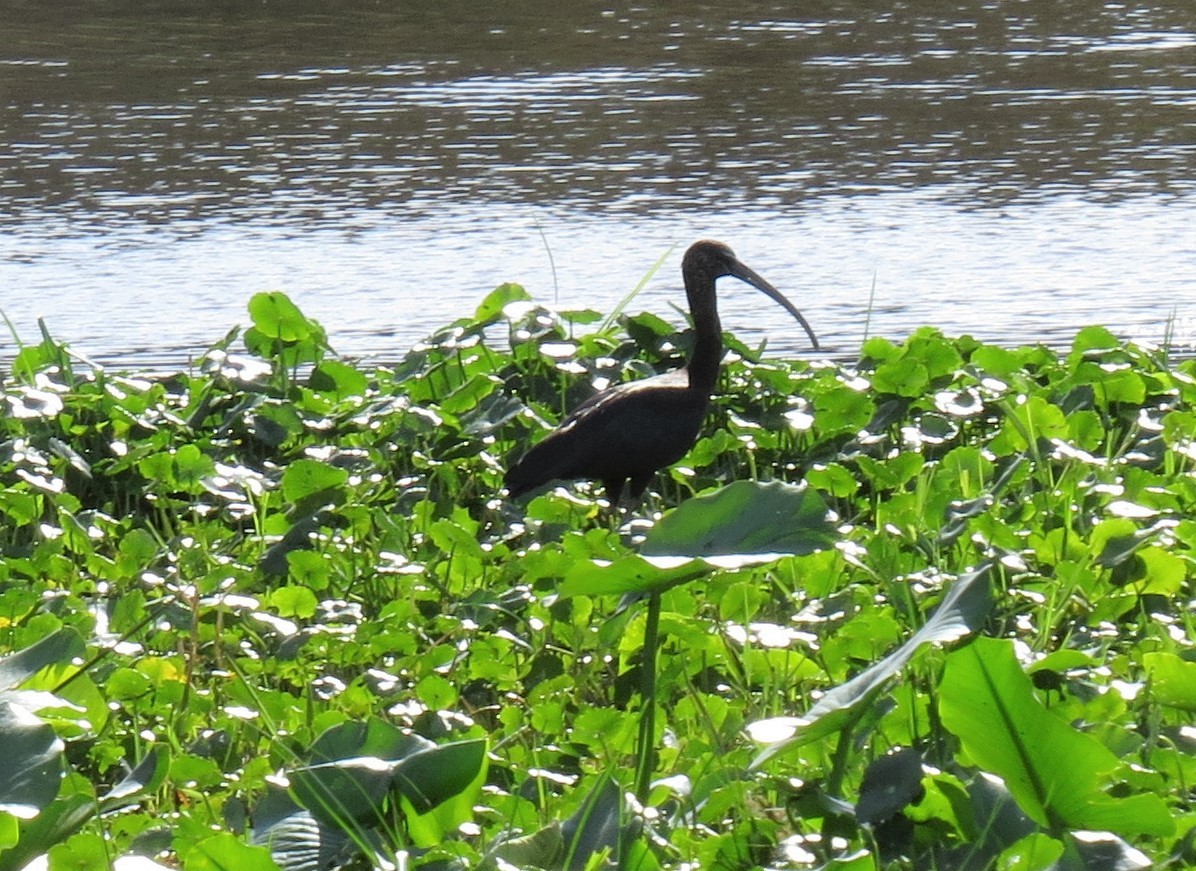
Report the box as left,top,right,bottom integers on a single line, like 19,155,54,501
1,287,1194,870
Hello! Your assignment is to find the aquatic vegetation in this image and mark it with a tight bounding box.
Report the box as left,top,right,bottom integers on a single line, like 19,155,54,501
0,287,1194,870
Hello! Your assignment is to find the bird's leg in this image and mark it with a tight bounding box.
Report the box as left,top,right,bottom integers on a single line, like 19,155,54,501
597,478,627,526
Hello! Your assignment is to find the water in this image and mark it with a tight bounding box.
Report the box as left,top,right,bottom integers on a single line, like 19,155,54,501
2,1,1194,367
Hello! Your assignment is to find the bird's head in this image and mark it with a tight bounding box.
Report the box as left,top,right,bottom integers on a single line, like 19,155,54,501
681,239,820,350
682,239,741,280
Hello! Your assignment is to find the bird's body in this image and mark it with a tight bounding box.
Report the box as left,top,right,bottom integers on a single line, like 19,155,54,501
505,240,819,502
505,370,705,500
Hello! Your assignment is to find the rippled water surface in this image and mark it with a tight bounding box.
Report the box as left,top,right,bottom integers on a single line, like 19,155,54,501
2,1,1194,365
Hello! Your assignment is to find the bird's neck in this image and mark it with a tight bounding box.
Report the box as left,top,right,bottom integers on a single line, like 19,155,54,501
685,280,723,393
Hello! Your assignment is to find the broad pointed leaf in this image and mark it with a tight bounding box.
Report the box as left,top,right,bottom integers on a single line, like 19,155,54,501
939,637,1175,837
752,564,991,764
310,718,426,764
0,777,97,871
0,629,85,691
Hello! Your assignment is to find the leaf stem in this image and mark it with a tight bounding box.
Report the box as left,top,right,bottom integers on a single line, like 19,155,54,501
634,591,662,802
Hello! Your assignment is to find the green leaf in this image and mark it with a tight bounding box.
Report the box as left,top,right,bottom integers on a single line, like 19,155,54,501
805,463,859,498
855,747,924,824
280,460,348,503
309,361,368,400
183,832,279,871
939,637,1175,837
488,822,566,869
175,444,215,489
998,396,1068,452
861,336,900,363
474,282,531,323
117,529,159,577
248,292,315,342
290,722,487,832
138,452,176,484
560,774,624,870
855,452,923,490
269,586,319,620
872,359,930,397
47,831,111,871
0,773,96,871
100,748,166,809
639,480,836,561
0,812,16,850
248,806,349,871
1071,325,1121,356
259,511,330,576
997,832,1064,871
1143,652,1196,711
812,386,875,434
311,718,421,763
440,374,500,416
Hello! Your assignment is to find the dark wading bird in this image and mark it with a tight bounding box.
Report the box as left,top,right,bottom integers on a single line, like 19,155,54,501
504,240,820,503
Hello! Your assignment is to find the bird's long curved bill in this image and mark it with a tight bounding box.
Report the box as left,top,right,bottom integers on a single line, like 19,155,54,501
729,261,821,351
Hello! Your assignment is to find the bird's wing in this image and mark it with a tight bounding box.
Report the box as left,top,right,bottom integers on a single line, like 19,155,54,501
505,374,701,495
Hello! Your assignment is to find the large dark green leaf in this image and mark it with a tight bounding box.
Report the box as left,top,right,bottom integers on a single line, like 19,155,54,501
288,757,394,829
0,779,97,871
309,718,425,764
558,554,714,598
253,790,359,871
561,481,836,598
560,774,625,871
391,739,487,815
291,719,485,831
101,748,166,809
0,699,64,819
640,480,837,562
855,747,924,825
488,774,629,871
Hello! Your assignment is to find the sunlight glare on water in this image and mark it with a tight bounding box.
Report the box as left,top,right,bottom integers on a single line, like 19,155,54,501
0,1,1193,366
